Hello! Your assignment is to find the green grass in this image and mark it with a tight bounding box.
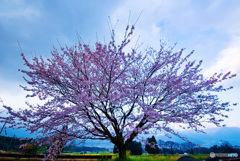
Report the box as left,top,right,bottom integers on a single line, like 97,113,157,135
113,154,179,161
112,154,210,161
189,154,209,160
62,152,116,156
61,152,210,161
0,151,209,161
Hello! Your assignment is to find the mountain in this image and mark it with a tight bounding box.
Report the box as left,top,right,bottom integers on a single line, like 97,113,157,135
77,140,114,149
74,146,110,153
2,124,240,148
1,126,34,138
155,127,240,147
1,125,114,148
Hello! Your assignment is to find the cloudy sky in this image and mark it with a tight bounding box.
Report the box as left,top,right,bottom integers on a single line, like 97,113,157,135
1,0,240,134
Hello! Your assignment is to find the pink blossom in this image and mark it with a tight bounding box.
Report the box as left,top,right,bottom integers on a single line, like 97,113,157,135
2,22,236,160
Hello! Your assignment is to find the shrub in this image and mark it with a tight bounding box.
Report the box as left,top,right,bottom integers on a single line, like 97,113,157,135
20,143,37,155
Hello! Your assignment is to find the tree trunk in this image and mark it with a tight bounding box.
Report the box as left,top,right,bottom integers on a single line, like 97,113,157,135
191,148,194,155
171,145,174,155
118,145,127,160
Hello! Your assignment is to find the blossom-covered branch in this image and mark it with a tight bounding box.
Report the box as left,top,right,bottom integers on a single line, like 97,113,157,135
2,24,236,159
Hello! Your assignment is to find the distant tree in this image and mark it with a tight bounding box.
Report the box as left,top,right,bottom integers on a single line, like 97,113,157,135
114,141,143,155
233,145,240,152
127,141,143,155
0,135,34,152
20,143,37,155
63,140,77,153
158,139,184,155
165,141,177,155
113,145,118,154
182,142,196,155
2,21,236,160
158,139,165,148
209,141,237,154
145,136,160,154
158,139,166,155
194,147,210,154
209,145,219,153
219,141,236,153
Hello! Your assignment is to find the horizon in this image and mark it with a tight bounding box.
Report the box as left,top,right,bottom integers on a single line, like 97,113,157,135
1,125,240,148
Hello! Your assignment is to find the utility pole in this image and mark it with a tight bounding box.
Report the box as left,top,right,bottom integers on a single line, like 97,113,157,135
0,119,7,135
0,98,7,135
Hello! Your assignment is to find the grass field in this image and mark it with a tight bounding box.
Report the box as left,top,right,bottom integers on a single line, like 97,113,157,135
0,152,210,161
61,153,210,161
112,154,210,161
62,152,116,156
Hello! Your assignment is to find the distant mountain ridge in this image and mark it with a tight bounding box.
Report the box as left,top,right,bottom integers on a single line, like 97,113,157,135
155,127,240,147
2,125,240,148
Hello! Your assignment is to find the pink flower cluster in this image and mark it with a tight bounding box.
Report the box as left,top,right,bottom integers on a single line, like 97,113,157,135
2,23,236,159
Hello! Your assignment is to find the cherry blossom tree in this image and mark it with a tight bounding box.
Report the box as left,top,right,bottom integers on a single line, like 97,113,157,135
2,24,236,159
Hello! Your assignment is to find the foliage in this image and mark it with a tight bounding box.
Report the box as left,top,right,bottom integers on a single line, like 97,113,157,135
20,143,37,155
157,139,240,155
209,141,240,153
193,147,209,154
158,139,208,155
145,136,160,154
2,21,236,160
163,141,177,155
0,135,21,151
127,141,143,155
99,151,112,161
113,150,132,161
0,135,34,152
181,142,196,155
62,140,77,153
114,141,143,155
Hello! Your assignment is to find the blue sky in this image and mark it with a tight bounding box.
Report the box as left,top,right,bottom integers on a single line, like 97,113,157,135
1,0,240,135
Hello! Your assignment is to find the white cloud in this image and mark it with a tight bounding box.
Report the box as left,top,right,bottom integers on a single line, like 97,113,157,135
109,0,168,49
0,0,41,20
205,35,240,76
226,123,240,128
0,79,28,111
111,0,240,80
109,0,240,50
0,78,42,112
0,7,40,19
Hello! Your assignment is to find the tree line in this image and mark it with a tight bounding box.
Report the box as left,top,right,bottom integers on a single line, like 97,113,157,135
1,135,240,155
0,135,35,152
113,136,240,155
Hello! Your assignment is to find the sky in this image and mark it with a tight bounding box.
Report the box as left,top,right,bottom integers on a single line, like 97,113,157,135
1,0,240,137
